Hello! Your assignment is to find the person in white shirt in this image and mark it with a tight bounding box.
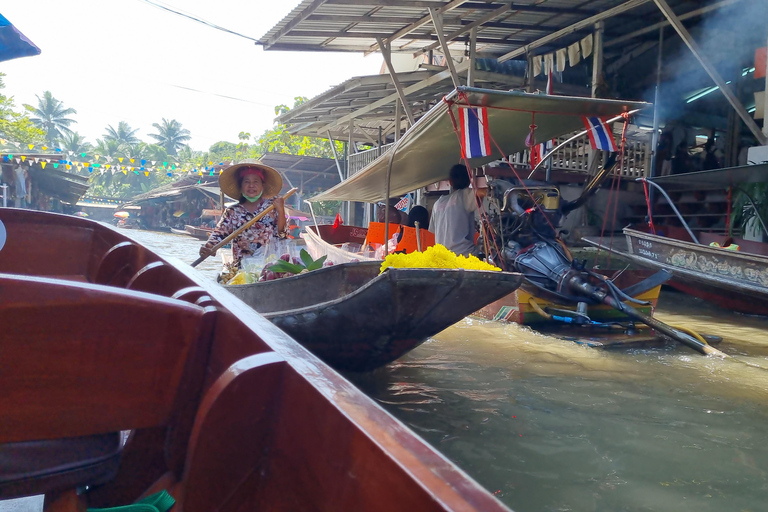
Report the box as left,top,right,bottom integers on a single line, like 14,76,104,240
429,164,484,256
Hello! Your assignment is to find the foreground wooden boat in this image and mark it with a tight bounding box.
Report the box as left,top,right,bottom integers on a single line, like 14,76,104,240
0,208,510,512
225,261,523,371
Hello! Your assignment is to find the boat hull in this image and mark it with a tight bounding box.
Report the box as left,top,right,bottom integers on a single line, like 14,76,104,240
185,224,212,241
0,208,511,511
586,228,768,316
225,262,523,372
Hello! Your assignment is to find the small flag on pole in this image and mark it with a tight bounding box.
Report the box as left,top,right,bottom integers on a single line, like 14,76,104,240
532,139,555,168
393,194,410,212
458,106,491,158
582,116,617,152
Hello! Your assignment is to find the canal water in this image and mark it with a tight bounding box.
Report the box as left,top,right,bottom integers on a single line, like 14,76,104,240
134,229,768,512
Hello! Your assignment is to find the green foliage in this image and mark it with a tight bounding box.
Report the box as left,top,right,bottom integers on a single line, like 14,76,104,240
0,73,45,146
149,118,191,156
253,96,342,159
268,249,327,275
27,91,77,144
308,196,342,217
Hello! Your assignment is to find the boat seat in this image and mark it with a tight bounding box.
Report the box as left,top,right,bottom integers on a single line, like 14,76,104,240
0,273,214,502
0,433,122,499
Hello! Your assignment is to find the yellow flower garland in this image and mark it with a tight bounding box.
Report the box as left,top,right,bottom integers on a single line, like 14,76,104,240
380,244,501,273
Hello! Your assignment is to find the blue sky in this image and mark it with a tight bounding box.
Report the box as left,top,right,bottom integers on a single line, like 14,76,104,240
1,0,383,150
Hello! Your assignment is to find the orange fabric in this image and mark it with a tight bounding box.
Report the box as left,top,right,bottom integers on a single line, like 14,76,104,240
363,222,435,254
756,47,766,79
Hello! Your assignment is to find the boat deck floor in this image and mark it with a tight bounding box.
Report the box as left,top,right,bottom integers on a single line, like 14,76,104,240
581,236,630,253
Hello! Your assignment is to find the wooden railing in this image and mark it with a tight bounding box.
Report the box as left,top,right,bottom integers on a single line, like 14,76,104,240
348,143,394,177
347,131,650,179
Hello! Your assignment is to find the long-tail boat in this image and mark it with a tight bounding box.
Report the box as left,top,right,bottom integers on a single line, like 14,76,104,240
584,164,768,316
225,261,522,371
303,87,722,355
0,208,511,511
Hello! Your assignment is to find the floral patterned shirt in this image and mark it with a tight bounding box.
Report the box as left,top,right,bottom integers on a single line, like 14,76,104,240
205,200,286,266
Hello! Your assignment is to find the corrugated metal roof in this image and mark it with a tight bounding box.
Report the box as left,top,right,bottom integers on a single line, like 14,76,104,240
258,0,694,56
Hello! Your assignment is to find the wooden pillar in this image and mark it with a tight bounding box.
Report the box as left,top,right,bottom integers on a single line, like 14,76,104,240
467,27,477,87
591,21,604,98
764,31,768,141
526,53,535,93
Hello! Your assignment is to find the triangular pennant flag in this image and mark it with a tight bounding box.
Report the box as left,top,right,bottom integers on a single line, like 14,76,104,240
123,170,128,175
130,158,135,164
144,171,149,176
41,162,47,169
20,156,26,162
141,159,146,165
42,146,47,151
119,157,124,163
106,164,111,170
28,144,34,150
94,155,100,161
53,163,59,168
15,158,20,164
80,152,86,158
66,164,71,170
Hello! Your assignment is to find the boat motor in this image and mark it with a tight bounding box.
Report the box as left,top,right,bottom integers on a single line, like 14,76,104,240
479,158,721,356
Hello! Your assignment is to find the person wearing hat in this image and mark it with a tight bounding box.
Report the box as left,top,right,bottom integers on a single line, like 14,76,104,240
199,159,286,267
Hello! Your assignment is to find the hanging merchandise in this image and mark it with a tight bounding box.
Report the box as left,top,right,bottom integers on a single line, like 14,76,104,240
568,42,581,67
581,34,593,59
532,54,542,77
556,48,567,72
543,53,554,75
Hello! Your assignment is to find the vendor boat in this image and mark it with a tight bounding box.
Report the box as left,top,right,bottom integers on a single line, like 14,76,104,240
305,87,721,355
224,261,522,371
0,208,510,512
184,224,213,241
584,164,768,316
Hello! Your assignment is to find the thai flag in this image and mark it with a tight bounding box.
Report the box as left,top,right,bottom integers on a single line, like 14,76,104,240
458,106,491,158
531,139,555,167
582,116,617,152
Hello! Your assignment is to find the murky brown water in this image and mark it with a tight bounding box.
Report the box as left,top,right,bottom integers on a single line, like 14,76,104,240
135,229,768,512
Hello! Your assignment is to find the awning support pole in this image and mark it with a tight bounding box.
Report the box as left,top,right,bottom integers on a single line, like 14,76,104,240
652,0,767,145
649,26,664,214
591,21,604,98
394,99,402,141
327,131,345,182
377,37,416,126
429,8,461,88
467,27,477,87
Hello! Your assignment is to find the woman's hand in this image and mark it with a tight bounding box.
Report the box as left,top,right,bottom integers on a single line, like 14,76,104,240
273,197,285,213
199,244,215,258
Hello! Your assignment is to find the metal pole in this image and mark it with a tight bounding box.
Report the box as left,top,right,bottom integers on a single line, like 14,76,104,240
652,0,767,145
377,37,416,126
637,178,700,244
649,26,664,216
429,8,461,88
467,27,477,87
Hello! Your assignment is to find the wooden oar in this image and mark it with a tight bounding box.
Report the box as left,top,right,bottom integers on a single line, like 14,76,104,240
191,187,297,268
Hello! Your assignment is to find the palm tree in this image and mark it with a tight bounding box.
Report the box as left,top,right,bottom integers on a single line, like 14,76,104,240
148,118,191,156
103,121,140,146
59,132,91,155
28,91,77,145
94,139,125,159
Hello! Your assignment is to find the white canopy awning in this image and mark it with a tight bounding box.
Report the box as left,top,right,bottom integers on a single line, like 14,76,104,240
311,87,649,203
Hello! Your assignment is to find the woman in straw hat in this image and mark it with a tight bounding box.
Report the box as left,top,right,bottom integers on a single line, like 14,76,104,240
199,159,286,267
